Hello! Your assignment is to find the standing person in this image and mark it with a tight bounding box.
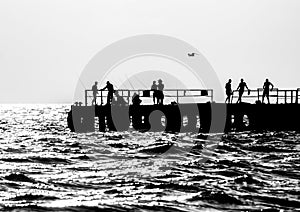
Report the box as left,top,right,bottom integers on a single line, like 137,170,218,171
92,81,98,105
225,79,233,104
236,79,249,103
151,81,158,104
157,79,164,104
262,79,274,104
101,81,114,105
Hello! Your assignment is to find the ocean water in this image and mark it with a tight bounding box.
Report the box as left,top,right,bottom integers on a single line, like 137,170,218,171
0,104,299,212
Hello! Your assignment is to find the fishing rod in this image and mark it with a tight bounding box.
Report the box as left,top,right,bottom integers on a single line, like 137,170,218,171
124,75,136,90
132,75,147,89
79,78,87,90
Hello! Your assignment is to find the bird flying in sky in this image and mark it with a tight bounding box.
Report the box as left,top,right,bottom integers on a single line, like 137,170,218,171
188,52,199,57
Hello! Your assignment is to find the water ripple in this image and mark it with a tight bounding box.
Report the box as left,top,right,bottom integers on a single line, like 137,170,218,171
0,104,299,211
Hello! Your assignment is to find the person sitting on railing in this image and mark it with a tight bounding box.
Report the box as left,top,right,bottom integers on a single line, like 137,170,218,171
151,81,158,104
225,79,233,104
112,91,127,106
132,92,142,106
262,79,274,104
236,78,249,103
101,81,114,105
157,79,164,105
92,81,98,105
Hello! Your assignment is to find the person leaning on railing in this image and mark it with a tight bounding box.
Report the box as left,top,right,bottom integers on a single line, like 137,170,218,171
262,79,274,104
101,81,114,105
236,78,249,103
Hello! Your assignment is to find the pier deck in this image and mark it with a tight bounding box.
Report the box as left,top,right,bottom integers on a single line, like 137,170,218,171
68,88,300,133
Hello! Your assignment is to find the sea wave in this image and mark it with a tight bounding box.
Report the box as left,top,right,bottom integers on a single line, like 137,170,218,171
0,104,299,211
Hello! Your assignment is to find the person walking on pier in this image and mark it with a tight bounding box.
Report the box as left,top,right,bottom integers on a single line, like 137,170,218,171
92,81,98,105
157,79,165,105
262,79,274,104
101,81,114,105
151,81,158,104
236,78,249,103
225,79,233,104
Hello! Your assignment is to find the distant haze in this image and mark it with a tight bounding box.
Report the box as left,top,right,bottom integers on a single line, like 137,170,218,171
0,0,300,103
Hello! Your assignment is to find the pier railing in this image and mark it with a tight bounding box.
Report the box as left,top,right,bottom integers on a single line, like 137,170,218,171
80,88,300,106
84,89,213,106
231,88,300,104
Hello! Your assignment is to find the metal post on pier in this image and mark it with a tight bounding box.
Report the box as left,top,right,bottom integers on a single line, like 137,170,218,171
176,90,179,103
128,90,130,105
284,91,287,104
276,89,279,104
296,88,300,104
291,90,293,103
100,90,103,105
211,90,213,102
85,90,88,106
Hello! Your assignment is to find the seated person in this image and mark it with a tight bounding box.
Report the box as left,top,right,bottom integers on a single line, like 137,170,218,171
112,91,127,106
132,92,142,105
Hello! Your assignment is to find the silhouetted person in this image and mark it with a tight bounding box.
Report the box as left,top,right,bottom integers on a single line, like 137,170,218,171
225,79,233,104
112,91,127,106
132,92,142,105
151,81,158,104
157,79,164,104
101,81,114,105
92,81,98,105
236,79,249,103
262,79,274,104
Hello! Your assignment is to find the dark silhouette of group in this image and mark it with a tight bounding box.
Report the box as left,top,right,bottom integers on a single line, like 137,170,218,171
91,81,115,105
91,79,165,106
151,79,164,105
92,78,275,106
225,78,274,104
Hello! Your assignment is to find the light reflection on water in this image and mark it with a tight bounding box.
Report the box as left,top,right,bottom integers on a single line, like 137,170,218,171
0,104,299,211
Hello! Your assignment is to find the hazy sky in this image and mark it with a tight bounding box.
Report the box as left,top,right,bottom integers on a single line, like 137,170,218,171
0,0,300,103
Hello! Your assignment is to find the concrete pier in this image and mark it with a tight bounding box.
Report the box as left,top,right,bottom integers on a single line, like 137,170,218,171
68,88,300,133
67,102,300,133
